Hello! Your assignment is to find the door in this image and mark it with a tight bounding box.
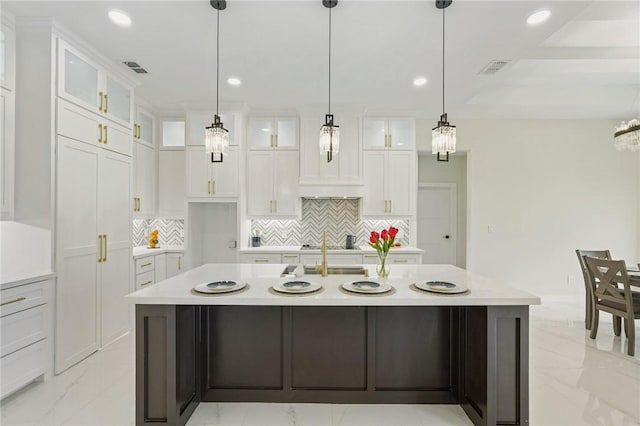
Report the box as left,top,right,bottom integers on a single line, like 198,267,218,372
187,147,212,198
133,142,155,215
57,40,100,114
246,150,274,216
388,119,413,149
363,118,387,149
387,151,413,215
105,75,132,128
248,118,274,149
55,136,100,373
98,150,132,347
274,150,298,215
417,185,456,265
136,108,154,146
275,118,298,148
211,146,239,197
361,151,386,215
166,253,183,278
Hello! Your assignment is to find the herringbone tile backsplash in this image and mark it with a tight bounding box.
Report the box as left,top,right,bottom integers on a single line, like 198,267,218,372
132,219,185,247
251,199,410,247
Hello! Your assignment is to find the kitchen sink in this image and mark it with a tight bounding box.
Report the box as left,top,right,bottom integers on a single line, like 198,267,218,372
280,265,369,276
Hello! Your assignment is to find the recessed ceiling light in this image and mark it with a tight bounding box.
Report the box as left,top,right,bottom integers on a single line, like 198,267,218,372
413,77,428,87
108,9,132,27
227,77,242,86
527,9,550,26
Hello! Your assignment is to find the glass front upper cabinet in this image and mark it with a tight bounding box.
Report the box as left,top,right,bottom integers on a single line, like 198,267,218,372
106,76,131,125
363,118,414,150
248,117,298,149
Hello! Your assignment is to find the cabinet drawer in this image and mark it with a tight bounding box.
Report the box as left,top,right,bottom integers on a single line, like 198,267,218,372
388,255,419,264
1,305,46,357
1,339,46,400
57,99,101,146
362,254,380,264
135,256,155,274
1,281,47,317
136,270,154,290
239,254,282,264
281,254,300,264
300,254,363,265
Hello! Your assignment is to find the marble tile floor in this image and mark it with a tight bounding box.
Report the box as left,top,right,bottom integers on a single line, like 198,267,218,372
1,298,638,426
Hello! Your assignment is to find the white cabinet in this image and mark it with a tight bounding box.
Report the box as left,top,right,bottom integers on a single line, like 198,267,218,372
362,253,422,264
187,111,238,146
1,87,14,220
158,150,186,217
1,24,16,91
248,117,298,149
362,150,414,217
166,253,184,278
246,150,299,217
133,142,155,216
133,105,155,146
363,118,414,150
57,98,131,157
155,254,167,282
57,40,133,129
238,253,283,264
186,146,239,198
299,254,363,265
55,136,131,374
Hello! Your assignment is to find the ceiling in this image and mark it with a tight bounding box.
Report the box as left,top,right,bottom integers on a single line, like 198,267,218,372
4,0,640,119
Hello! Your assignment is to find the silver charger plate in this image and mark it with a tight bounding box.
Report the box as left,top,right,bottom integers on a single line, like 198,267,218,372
342,279,392,294
272,280,322,294
194,280,247,294
415,280,468,294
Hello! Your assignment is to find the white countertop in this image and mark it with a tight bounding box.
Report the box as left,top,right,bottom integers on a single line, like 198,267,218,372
124,263,540,307
239,245,424,254
133,246,185,259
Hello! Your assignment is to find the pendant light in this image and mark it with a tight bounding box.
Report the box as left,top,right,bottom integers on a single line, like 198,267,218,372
319,0,339,163
205,0,229,163
432,0,456,162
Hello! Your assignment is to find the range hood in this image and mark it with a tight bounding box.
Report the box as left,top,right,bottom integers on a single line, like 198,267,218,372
298,178,364,198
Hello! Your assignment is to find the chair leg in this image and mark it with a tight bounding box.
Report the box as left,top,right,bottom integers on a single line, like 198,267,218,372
585,288,592,330
613,315,622,336
590,308,599,339
627,318,635,357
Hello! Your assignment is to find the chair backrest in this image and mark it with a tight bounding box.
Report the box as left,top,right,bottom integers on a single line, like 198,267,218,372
576,249,611,286
585,256,633,312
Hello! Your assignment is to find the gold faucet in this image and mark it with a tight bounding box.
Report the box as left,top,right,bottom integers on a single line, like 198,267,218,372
315,230,328,277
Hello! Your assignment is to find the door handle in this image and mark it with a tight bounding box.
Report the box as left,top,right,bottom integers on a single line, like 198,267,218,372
98,234,103,263
104,93,108,113
103,234,107,262
207,180,211,194
212,180,216,195
103,126,108,144
99,91,104,111
99,124,103,143
178,256,182,270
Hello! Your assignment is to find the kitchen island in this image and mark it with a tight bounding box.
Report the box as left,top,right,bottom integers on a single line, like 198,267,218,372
125,263,540,426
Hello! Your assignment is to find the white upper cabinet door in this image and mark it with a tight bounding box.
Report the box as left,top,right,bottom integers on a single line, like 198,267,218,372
248,118,274,149
248,117,298,149
58,41,100,113
362,151,387,216
186,146,213,198
246,150,274,216
386,151,413,216
135,107,154,146
133,142,155,216
105,76,132,127
274,150,299,216
1,25,15,91
388,119,414,150
101,120,131,157
211,146,239,197
363,118,387,149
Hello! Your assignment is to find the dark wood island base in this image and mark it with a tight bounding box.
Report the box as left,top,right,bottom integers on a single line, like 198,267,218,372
135,305,529,426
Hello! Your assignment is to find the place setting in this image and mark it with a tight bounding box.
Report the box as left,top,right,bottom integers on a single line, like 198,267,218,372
340,279,395,296
270,280,323,296
410,280,469,295
192,280,249,296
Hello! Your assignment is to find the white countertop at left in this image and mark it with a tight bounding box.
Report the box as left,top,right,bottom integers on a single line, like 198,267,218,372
133,246,185,259
124,263,540,307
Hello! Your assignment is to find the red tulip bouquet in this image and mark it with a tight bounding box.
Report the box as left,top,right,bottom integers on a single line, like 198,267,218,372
368,226,398,278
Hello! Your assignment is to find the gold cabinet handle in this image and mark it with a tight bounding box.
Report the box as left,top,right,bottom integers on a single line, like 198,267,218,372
104,93,108,113
99,124,103,143
137,124,141,139
274,134,278,148
140,262,152,268
388,134,392,147
104,126,108,144
141,280,153,287
1,296,26,307
103,234,107,262
137,197,140,212
212,180,216,195
207,180,211,195
178,256,182,270
388,200,392,213
283,255,298,258
270,135,274,148
393,259,409,263
137,198,141,212
254,259,269,263
98,234,103,263
273,199,277,213
99,91,104,111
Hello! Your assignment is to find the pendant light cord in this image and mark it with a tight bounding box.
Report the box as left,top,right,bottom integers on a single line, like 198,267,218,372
216,8,220,116
442,6,445,116
328,7,332,116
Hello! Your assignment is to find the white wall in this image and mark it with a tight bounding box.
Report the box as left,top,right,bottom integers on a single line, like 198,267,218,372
186,202,238,268
417,154,467,268
418,119,638,297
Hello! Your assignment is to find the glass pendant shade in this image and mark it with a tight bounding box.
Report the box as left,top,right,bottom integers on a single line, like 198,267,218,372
614,118,640,151
205,115,229,156
432,113,456,159
319,114,339,161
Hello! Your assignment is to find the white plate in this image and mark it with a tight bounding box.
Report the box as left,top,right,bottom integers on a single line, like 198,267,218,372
415,280,468,294
342,279,391,294
194,280,246,294
272,280,322,294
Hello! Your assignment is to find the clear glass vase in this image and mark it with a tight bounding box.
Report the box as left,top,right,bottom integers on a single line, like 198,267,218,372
376,253,390,278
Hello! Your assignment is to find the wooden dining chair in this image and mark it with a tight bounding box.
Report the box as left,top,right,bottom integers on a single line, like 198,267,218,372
576,250,612,330
585,256,640,356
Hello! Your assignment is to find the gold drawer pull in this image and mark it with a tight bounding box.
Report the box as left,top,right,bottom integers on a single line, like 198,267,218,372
140,280,153,287
254,259,269,263
393,259,409,263
283,255,297,258
1,296,27,307
140,262,152,267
